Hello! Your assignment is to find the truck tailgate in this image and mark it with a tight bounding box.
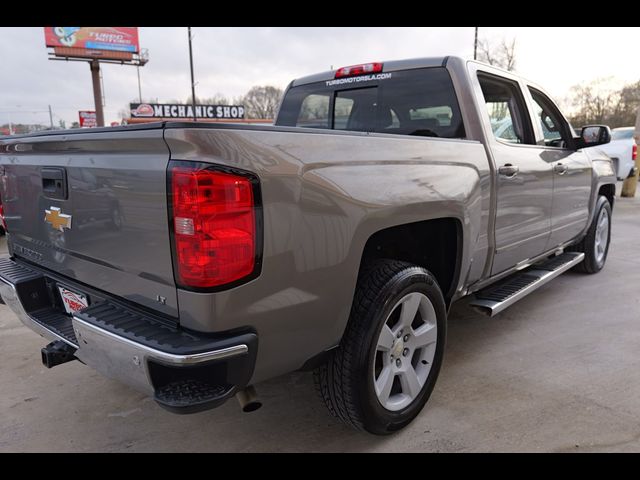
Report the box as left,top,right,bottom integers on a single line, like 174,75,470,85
0,127,178,318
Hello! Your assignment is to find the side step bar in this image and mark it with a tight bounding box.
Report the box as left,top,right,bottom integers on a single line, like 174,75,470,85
469,252,585,316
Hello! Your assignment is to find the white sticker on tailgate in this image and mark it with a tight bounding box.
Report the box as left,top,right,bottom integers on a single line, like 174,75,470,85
58,286,89,315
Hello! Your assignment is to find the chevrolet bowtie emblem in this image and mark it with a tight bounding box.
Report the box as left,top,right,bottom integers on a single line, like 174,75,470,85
44,206,72,232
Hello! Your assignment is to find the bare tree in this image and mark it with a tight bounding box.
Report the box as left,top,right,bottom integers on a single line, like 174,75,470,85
614,80,640,127
185,93,231,105
242,86,283,119
478,37,517,71
567,78,620,127
118,107,131,121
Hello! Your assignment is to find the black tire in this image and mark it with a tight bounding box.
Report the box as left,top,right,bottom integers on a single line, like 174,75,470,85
568,195,612,274
313,259,447,435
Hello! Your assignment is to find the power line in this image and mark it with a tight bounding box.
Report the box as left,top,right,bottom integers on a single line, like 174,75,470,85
0,110,50,114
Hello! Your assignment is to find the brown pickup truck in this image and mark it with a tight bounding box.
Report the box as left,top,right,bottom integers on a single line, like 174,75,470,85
0,56,616,434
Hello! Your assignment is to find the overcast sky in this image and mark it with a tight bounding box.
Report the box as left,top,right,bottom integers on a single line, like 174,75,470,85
1,26,639,126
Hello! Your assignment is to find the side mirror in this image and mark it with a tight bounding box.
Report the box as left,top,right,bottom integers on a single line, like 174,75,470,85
577,125,611,148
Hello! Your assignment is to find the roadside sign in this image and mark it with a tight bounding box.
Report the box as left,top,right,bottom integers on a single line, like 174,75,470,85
78,110,97,128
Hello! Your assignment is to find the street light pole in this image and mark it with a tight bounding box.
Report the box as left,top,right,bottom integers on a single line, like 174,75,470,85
188,27,197,121
474,27,478,60
48,105,54,129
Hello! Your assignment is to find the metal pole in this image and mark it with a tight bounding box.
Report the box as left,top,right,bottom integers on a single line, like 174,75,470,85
48,105,54,129
90,60,105,127
474,27,478,60
137,66,142,103
100,69,106,107
621,106,640,197
188,27,197,121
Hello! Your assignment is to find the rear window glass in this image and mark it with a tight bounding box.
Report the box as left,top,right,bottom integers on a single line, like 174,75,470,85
276,67,465,139
612,129,634,140
297,93,330,128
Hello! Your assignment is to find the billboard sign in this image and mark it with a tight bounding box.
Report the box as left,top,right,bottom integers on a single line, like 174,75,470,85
130,103,245,120
44,27,139,53
78,110,97,128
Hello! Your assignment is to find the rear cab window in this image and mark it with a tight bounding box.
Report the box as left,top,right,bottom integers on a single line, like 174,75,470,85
477,73,533,145
276,67,466,139
612,129,635,141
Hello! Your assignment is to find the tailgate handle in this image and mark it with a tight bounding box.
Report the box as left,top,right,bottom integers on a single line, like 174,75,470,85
41,167,68,200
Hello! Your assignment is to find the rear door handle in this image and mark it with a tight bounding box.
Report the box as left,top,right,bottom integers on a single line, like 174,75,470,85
554,163,569,175
498,164,519,178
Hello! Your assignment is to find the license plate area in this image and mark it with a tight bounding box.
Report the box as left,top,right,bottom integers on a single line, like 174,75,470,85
57,285,89,315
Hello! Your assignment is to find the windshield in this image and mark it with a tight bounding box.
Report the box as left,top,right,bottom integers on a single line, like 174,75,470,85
276,67,465,139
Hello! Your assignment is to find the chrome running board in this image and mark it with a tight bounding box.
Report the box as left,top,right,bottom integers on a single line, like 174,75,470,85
470,252,585,316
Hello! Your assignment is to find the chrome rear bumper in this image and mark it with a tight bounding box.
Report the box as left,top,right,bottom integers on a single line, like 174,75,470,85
0,257,258,413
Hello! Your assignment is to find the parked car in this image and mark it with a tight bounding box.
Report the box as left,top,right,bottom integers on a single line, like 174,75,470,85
595,126,637,180
0,57,616,434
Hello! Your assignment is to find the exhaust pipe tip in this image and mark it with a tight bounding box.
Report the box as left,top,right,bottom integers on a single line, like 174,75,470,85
236,385,262,413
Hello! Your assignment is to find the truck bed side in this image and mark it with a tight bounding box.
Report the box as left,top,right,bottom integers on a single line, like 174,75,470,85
164,125,491,382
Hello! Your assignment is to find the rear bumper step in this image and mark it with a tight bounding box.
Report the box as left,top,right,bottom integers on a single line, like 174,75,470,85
0,257,258,413
470,252,585,316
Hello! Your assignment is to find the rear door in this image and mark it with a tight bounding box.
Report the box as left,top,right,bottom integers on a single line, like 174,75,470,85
0,127,178,318
474,70,554,275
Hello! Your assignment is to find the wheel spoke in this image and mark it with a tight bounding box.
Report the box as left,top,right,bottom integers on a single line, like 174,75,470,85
399,293,421,328
598,214,607,231
377,325,395,351
399,365,422,398
412,322,437,348
375,366,395,405
372,290,438,411
594,209,609,264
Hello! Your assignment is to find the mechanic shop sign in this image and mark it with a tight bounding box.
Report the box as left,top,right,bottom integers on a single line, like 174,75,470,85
130,103,245,120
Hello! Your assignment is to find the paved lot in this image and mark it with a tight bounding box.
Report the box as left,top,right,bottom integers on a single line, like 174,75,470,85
2,187,640,452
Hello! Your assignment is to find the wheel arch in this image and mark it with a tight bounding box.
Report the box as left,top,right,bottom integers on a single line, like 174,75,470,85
358,217,463,305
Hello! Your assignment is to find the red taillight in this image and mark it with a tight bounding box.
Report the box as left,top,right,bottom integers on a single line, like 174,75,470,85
0,203,6,232
633,143,637,161
171,166,256,288
335,62,383,78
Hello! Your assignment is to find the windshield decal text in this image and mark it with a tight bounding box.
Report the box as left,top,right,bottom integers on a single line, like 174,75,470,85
326,73,392,86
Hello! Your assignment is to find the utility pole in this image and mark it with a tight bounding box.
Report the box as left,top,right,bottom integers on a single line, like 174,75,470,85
100,69,106,108
90,60,105,127
48,105,54,129
474,27,479,60
137,66,143,103
188,27,197,121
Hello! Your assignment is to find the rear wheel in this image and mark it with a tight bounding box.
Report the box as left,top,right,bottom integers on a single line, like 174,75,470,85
314,259,447,435
569,195,611,274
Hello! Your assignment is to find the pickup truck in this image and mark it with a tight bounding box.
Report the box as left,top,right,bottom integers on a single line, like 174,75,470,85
0,56,616,435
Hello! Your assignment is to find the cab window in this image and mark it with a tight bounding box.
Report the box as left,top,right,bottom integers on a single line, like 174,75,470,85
528,88,572,148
